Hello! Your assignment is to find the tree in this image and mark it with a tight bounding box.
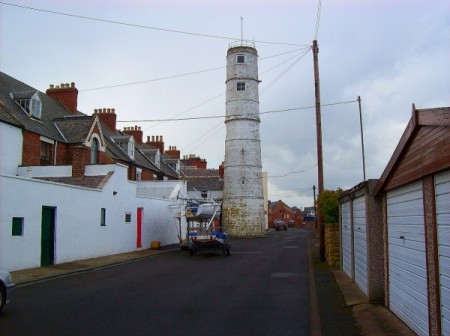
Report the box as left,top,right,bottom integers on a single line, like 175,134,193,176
317,189,342,223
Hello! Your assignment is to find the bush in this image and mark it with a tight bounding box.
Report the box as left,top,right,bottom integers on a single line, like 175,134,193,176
317,189,342,223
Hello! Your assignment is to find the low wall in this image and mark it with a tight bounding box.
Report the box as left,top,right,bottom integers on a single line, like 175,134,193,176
325,223,340,268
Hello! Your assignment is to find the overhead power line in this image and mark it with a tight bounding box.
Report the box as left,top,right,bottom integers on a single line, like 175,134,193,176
0,1,308,47
116,99,358,123
269,164,318,178
81,48,310,92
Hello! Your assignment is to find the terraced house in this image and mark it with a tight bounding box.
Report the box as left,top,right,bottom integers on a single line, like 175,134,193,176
0,72,186,271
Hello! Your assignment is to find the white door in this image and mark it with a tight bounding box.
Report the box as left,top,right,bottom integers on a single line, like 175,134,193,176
341,201,352,278
436,171,450,336
353,195,368,295
387,181,429,336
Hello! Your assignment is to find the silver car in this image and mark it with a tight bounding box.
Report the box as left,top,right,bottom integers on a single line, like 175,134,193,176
0,269,15,313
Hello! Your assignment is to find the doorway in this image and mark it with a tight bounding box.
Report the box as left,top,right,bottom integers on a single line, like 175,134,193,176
41,206,56,266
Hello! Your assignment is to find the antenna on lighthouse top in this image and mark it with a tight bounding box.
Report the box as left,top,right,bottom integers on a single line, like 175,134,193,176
240,16,244,43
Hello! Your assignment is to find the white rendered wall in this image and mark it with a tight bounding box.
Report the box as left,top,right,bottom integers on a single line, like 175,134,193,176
0,164,181,271
222,45,265,237
0,123,22,175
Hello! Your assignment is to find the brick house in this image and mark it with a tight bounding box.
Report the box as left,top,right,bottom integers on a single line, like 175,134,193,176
268,200,296,228
0,72,186,271
0,72,179,182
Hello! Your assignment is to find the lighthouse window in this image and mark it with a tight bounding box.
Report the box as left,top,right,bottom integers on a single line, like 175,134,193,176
236,54,245,63
237,82,246,91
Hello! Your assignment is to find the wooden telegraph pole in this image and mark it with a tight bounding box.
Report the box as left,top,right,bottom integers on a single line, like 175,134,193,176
312,40,325,262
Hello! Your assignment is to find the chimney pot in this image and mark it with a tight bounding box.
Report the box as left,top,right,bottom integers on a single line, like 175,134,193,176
49,84,54,89
71,82,75,88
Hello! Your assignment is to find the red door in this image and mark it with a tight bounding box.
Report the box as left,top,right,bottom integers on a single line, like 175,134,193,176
136,208,143,248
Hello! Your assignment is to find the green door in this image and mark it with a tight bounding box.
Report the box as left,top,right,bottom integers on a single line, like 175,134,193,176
41,206,55,266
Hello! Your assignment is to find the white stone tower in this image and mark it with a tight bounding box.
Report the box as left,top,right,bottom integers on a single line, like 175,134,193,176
222,42,265,237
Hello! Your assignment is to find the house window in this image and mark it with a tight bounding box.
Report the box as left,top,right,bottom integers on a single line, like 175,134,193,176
30,95,42,119
100,208,106,226
237,82,246,91
16,92,42,119
236,54,245,63
91,138,99,164
128,141,134,159
136,169,142,181
40,141,51,165
12,217,24,236
125,213,132,223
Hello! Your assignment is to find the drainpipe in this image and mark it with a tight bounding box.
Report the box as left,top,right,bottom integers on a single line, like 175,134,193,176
54,141,58,165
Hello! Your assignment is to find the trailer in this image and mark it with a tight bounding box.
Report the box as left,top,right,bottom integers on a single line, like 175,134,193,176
189,231,231,256
187,201,231,256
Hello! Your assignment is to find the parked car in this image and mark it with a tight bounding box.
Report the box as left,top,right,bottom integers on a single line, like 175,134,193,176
274,220,288,231
0,270,15,313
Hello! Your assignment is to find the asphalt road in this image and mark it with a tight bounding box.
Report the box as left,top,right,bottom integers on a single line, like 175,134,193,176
0,229,313,336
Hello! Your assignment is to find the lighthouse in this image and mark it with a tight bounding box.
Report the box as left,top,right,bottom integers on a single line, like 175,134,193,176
222,42,266,237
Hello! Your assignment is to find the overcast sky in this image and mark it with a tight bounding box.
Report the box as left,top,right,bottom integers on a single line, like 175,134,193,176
1,0,449,208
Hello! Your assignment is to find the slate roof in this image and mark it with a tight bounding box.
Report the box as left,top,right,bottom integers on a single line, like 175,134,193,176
36,173,113,189
182,167,223,191
1,71,179,180
0,72,83,142
53,115,97,143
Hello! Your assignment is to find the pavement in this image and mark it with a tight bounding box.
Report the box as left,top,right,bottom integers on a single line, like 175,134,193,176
10,238,417,336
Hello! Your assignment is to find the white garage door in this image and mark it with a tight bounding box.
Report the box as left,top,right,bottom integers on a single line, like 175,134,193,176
436,171,450,336
387,181,429,336
341,201,352,278
353,195,368,296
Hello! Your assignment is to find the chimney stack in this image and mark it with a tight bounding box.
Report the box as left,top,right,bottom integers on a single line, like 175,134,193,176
46,82,78,114
122,125,143,143
147,135,164,153
94,108,117,132
165,145,181,159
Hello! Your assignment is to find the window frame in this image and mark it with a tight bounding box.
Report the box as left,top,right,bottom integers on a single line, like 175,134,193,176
237,82,246,91
100,208,106,226
40,141,51,166
91,138,100,164
236,54,245,64
12,217,24,236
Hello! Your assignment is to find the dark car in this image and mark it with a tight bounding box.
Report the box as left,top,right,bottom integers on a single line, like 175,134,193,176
0,269,15,313
274,220,288,231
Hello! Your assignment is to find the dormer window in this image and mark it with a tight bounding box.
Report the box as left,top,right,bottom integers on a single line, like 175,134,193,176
13,91,42,119
113,135,135,159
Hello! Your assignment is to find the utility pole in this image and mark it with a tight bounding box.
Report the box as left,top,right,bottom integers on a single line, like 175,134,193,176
313,40,325,262
357,96,366,181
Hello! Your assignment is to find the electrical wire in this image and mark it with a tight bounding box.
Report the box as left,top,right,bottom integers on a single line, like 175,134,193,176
0,1,308,47
269,164,318,178
80,66,224,92
180,121,224,153
78,48,308,92
116,99,358,123
260,48,311,96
